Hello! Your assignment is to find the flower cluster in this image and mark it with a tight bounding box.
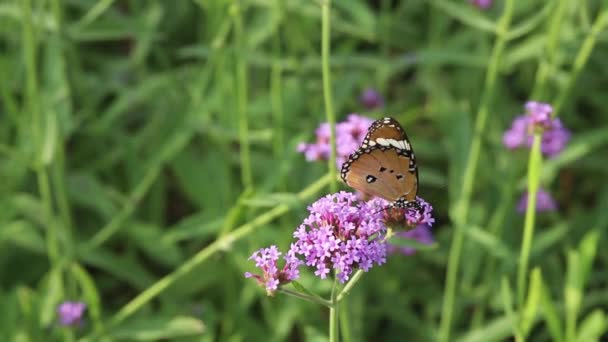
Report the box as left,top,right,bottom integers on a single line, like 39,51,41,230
245,192,437,293
470,0,493,9
388,225,435,256
360,88,384,110
503,101,571,157
245,245,302,295
517,188,557,214
290,192,388,283
297,114,374,167
57,301,87,326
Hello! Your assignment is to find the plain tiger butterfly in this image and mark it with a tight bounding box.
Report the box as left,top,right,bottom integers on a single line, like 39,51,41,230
340,117,420,210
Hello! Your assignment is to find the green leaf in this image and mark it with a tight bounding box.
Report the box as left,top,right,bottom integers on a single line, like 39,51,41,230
565,250,582,341
71,263,102,332
109,316,205,340
39,268,63,327
541,283,563,342
127,222,184,267
500,277,518,337
463,226,512,260
428,0,496,34
520,268,542,337
456,314,518,342
578,230,599,289
576,310,607,342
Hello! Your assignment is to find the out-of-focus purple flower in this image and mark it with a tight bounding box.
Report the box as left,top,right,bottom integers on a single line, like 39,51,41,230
388,225,434,256
360,88,384,110
470,0,493,9
526,101,553,128
503,101,570,157
378,197,436,230
57,301,86,326
289,191,388,283
297,114,375,167
517,188,557,213
245,245,302,296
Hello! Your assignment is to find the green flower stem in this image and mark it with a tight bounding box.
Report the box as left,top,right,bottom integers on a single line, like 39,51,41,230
517,134,543,306
233,0,253,189
22,0,62,271
336,269,364,302
329,275,339,342
321,0,338,193
554,10,608,117
278,288,332,308
271,0,285,165
531,0,568,100
82,175,330,340
438,1,514,341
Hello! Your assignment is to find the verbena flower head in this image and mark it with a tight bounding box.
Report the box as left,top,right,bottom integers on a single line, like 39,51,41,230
297,114,374,167
503,101,571,157
289,191,388,283
470,0,493,9
380,197,436,230
245,245,302,296
517,188,557,213
57,301,87,326
388,225,434,256
360,88,384,110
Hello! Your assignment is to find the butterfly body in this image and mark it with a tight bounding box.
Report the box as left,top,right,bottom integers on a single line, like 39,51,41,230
341,117,419,209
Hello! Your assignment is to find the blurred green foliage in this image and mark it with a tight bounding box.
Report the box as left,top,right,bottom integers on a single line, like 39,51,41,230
1,0,608,341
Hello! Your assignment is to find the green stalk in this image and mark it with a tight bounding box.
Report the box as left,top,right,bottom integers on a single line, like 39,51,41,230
554,11,608,117
80,175,330,340
517,134,543,306
271,0,285,185
278,288,332,308
438,1,514,341
531,0,568,100
336,269,364,302
329,275,339,342
233,0,253,189
321,0,338,192
22,0,62,267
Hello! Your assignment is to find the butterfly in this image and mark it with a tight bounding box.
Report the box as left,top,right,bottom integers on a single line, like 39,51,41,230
340,117,420,209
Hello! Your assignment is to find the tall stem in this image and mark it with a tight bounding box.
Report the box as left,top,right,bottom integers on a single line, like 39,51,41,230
517,134,543,305
438,1,514,340
321,0,337,192
233,0,252,189
329,276,339,342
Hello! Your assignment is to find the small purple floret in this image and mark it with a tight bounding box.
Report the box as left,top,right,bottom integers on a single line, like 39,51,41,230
360,88,384,110
57,301,87,326
470,0,493,9
245,245,302,295
517,188,557,213
297,114,375,167
503,101,570,157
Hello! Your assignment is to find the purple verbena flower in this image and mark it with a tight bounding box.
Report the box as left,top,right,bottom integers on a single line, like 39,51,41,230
378,196,436,230
517,188,557,213
388,225,434,256
57,301,87,326
470,0,493,9
245,245,303,296
360,88,384,110
503,101,571,157
289,191,388,283
298,114,375,167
